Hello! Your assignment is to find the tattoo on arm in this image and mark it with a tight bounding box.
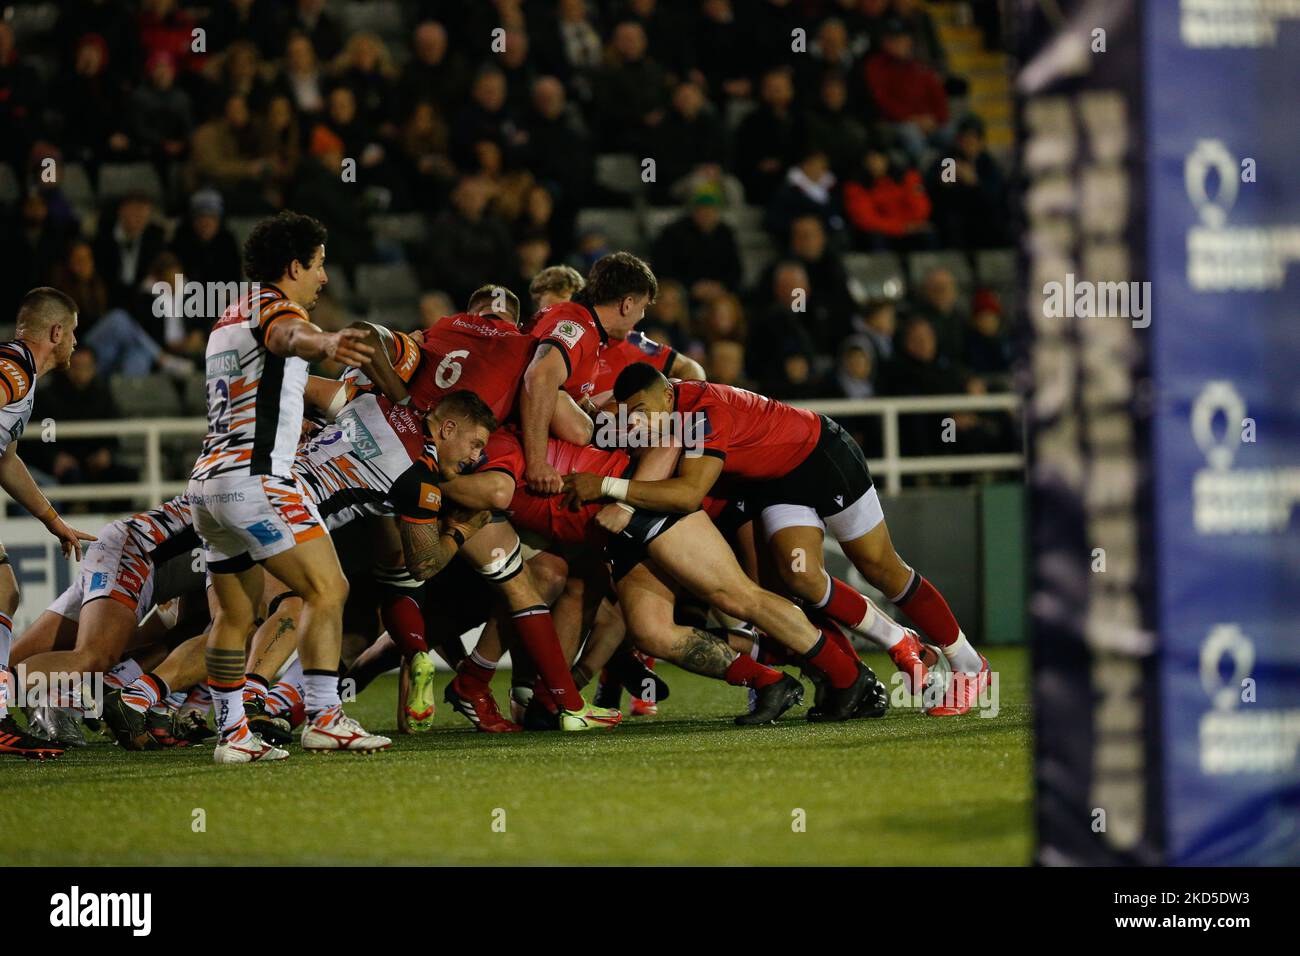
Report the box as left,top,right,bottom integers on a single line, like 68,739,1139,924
399,520,456,580
670,628,738,679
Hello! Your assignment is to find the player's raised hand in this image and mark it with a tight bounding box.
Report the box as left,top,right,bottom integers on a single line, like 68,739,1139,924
526,460,564,495
326,328,375,367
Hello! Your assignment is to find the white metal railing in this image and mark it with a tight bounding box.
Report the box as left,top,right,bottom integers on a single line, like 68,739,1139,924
12,394,1022,505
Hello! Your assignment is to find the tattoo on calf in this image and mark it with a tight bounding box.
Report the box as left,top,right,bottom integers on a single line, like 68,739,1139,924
673,628,739,678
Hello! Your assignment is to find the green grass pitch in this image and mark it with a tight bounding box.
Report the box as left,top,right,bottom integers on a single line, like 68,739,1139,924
0,647,1032,866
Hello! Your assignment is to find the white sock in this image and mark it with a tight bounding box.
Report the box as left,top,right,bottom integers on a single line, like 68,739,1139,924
814,572,906,651
105,659,144,689
303,670,341,720
274,656,303,686
0,612,12,719
209,681,247,738
469,649,498,672
942,631,983,673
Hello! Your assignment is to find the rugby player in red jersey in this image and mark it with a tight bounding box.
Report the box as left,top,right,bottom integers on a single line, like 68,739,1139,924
440,429,884,724
565,363,990,716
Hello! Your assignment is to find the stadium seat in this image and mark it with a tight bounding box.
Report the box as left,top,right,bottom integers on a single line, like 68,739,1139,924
575,208,644,253
6,3,58,41
0,164,18,207
60,163,96,214
595,154,645,196
908,250,975,290
109,373,183,419
98,162,165,205
356,263,420,305
976,248,1017,287
643,207,680,241
844,252,908,303
369,212,429,244
741,242,776,289
181,374,208,417
337,1,404,39
722,205,765,235
226,216,260,250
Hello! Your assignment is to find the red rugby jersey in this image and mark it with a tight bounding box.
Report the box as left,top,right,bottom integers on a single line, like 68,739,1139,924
407,312,535,419
530,300,609,401
673,381,821,481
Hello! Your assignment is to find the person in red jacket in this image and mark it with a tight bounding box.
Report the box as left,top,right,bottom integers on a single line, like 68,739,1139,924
864,19,950,160
843,145,934,251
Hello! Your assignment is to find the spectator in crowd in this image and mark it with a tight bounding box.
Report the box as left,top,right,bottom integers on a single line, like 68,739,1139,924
877,315,968,457
926,115,1008,249
843,142,933,250
767,349,825,402
893,0,948,74
256,93,303,203
427,175,517,306
747,261,819,385
169,188,241,286
843,0,896,55
782,214,856,349
514,234,552,296
333,32,399,131
734,66,801,205
830,334,883,457
963,288,1011,384
532,0,604,86
48,239,110,328
865,18,950,160
210,40,274,115
915,266,968,361
138,251,206,362
651,185,742,305
92,193,166,309
594,21,668,154
189,94,272,206
204,0,287,60
706,339,749,388
855,298,898,362
26,346,138,509
400,100,455,209
639,278,696,352
695,291,748,348
694,0,752,98
137,0,200,74
765,148,847,244
56,2,140,85
1,191,73,318
290,127,372,281
497,27,538,117
514,183,562,253
652,80,728,204
398,21,470,121
288,0,344,62
280,32,327,118
624,0,695,81
520,76,590,239
805,72,870,180
568,227,612,274
418,290,457,329
51,32,131,168
453,65,524,167
799,18,859,97
129,52,193,165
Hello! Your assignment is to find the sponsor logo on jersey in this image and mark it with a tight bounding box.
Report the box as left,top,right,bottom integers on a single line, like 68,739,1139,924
550,320,585,349
418,482,442,511
0,358,28,394
245,520,284,545
206,350,241,378
90,572,109,593
337,408,381,461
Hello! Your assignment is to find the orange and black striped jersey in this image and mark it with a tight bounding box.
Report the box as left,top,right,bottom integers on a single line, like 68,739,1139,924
0,340,38,455
338,326,422,403
293,392,430,530
388,445,445,524
121,494,200,565
191,285,312,481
